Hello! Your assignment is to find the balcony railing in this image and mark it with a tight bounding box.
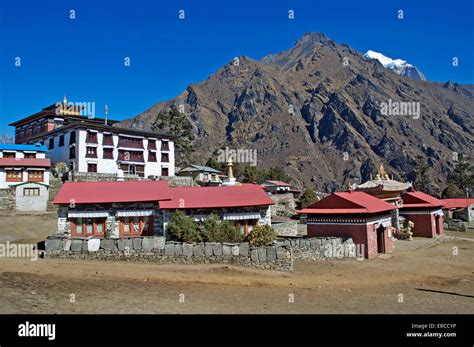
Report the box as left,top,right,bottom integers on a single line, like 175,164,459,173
118,150,144,162
118,137,144,149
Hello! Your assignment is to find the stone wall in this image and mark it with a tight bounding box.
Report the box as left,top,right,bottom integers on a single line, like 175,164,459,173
153,176,195,187
44,235,354,271
0,187,16,214
71,172,139,182
68,172,193,187
272,221,298,237
269,193,297,217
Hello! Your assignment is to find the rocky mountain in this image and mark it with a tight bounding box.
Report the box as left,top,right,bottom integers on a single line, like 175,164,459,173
364,50,427,81
119,32,474,193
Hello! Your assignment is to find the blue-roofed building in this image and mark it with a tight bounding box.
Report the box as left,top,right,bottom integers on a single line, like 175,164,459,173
0,142,51,212
0,143,48,152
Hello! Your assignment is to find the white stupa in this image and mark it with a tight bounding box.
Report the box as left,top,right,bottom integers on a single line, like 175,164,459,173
116,168,125,181
221,156,240,186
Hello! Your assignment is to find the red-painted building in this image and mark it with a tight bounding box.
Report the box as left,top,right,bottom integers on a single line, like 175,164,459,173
298,191,397,259
53,181,274,238
399,191,445,238
160,184,274,236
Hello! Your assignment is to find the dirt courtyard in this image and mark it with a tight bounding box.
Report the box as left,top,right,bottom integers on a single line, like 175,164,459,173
0,218,472,313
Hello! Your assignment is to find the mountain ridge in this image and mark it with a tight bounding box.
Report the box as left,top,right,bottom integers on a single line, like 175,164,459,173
119,32,474,193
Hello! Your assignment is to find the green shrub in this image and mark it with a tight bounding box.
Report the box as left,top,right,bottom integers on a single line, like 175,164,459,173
167,210,202,242
220,220,244,243
204,214,222,242
247,225,276,247
204,214,244,243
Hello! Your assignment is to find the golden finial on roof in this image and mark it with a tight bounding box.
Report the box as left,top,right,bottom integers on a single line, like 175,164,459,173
378,164,390,180
226,156,234,179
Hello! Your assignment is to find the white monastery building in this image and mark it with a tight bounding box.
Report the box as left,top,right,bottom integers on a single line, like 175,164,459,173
9,97,175,178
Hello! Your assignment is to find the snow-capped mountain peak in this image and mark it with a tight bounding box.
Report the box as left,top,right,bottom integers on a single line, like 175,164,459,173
364,50,426,81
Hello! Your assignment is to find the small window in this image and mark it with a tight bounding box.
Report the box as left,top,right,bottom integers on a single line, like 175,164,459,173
86,218,94,234
49,138,55,149
148,151,157,162
86,131,98,144
28,170,44,182
69,131,76,145
123,217,130,233
58,134,65,147
23,188,40,196
161,140,169,151
103,133,114,146
161,152,169,163
6,170,22,182
69,146,76,159
76,218,83,234
148,140,156,150
162,167,169,177
24,153,36,159
86,146,97,158
103,148,114,159
3,152,15,159
87,163,97,173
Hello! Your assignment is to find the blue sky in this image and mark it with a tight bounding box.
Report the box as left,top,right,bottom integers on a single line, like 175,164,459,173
0,0,472,136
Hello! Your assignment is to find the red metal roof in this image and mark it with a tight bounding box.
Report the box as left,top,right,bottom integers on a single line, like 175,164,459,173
265,180,291,187
159,184,274,209
298,191,396,215
401,191,445,208
0,158,51,168
53,180,171,204
442,198,474,209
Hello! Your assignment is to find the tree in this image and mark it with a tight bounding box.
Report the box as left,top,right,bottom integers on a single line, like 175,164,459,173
206,147,291,184
151,108,195,166
240,165,262,183
247,225,276,247
413,155,436,194
447,154,474,195
265,166,291,183
167,210,202,242
299,188,317,209
205,155,226,173
442,183,464,198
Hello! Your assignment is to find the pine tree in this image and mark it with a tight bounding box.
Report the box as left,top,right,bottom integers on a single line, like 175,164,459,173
447,154,474,196
151,108,195,166
413,155,435,194
300,188,317,209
